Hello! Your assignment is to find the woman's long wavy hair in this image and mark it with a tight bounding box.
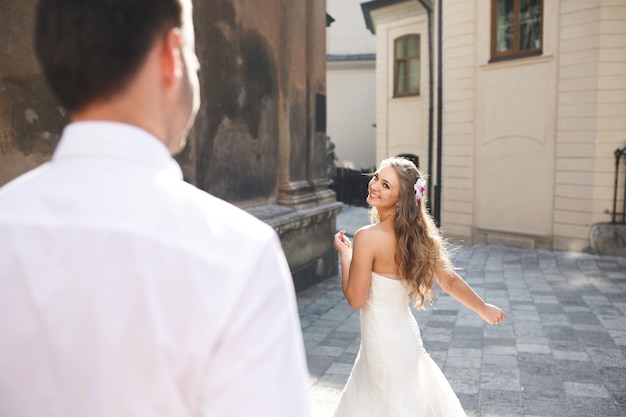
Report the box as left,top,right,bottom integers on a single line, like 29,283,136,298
370,157,451,308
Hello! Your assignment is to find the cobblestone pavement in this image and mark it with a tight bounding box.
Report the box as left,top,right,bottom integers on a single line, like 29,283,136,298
297,205,626,417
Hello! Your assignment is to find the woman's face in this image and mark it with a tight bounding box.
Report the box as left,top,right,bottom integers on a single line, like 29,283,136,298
366,165,401,210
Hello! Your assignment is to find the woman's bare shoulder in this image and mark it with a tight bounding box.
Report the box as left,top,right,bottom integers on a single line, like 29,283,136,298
355,224,376,234
355,223,394,243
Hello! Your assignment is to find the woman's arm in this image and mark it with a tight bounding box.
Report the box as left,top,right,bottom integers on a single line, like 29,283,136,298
435,263,505,325
334,229,374,309
334,230,353,293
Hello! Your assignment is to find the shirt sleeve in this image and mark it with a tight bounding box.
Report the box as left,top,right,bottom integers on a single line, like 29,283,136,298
199,233,312,417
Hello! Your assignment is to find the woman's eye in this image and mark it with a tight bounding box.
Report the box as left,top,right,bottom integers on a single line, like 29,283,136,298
383,183,389,189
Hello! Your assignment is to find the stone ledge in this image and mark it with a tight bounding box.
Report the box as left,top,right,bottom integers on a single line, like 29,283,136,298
475,225,550,250
247,202,343,234
590,223,626,257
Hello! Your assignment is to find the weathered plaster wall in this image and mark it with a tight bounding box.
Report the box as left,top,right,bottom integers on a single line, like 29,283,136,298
0,0,68,186
190,0,280,205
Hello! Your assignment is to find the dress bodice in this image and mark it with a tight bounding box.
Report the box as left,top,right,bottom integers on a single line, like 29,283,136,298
360,272,424,351
365,272,411,312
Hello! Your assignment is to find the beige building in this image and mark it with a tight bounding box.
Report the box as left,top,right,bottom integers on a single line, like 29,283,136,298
363,0,626,252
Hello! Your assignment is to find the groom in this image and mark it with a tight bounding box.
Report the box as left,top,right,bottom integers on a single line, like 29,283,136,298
0,0,311,416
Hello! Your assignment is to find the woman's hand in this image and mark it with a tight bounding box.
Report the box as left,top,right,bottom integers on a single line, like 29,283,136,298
334,230,352,255
479,303,506,325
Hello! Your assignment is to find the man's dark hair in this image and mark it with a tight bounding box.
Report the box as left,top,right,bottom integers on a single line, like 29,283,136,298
34,0,183,113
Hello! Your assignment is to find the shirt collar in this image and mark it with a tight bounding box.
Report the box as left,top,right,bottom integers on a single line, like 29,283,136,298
53,121,183,179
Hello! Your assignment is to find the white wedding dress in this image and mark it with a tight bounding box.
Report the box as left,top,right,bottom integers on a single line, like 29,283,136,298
332,272,467,417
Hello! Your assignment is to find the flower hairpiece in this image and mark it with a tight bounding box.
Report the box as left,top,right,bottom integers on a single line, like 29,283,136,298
414,178,426,205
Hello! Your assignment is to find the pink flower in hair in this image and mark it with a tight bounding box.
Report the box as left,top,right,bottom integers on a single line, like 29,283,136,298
414,178,426,205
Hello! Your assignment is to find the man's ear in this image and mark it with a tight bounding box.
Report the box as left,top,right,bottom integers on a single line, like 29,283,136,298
161,28,183,88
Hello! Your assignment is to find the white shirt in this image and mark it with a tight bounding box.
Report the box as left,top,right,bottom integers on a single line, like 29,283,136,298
0,122,312,417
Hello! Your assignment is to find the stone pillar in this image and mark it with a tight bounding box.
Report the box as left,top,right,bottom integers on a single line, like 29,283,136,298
277,0,312,208
306,0,335,205
277,0,334,209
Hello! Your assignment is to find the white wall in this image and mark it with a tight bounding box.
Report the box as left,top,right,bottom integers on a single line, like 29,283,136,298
327,0,376,55
326,0,377,170
552,0,626,251
327,60,377,170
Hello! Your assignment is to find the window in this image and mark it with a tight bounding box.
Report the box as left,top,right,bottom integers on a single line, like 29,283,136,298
394,35,420,97
491,0,542,61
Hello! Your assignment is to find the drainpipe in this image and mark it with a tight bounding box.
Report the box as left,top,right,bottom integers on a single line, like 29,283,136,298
416,0,435,222
435,0,443,227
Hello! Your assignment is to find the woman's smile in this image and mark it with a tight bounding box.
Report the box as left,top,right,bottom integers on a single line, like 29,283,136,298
366,165,399,208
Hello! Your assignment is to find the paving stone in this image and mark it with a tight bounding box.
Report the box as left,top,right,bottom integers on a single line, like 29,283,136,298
523,398,568,416
306,354,336,379
334,351,357,364
564,381,610,398
480,373,522,392
609,389,626,408
449,378,480,394
599,367,626,393
308,345,345,357
456,392,479,412
552,350,590,361
585,346,625,368
521,381,565,401
479,389,522,407
323,362,353,376
482,352,518,366
517,343,552,354
483,344,517,355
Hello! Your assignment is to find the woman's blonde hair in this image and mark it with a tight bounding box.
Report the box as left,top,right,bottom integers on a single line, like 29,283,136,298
370,157,451,308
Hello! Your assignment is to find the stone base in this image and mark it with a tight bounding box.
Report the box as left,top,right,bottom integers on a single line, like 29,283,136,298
590,223,626,257
248,201,343,291
290,249,338,292
474,225,550,250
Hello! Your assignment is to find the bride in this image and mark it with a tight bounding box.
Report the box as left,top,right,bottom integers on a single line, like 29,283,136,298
332,157,505,417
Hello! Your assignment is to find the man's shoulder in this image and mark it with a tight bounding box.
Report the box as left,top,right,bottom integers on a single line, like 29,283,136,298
168,182,275,242
0,165,50,211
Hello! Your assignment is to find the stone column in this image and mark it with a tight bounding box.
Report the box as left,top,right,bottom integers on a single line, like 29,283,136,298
306,0,335,205
277,0,313,208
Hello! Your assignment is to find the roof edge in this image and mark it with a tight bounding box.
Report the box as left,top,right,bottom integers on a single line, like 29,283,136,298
326,13,335,27
327,53,376,62
361,0,411,34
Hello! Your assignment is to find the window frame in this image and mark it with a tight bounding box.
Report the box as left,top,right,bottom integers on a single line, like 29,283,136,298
490,0,543,62
393,34,420,98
